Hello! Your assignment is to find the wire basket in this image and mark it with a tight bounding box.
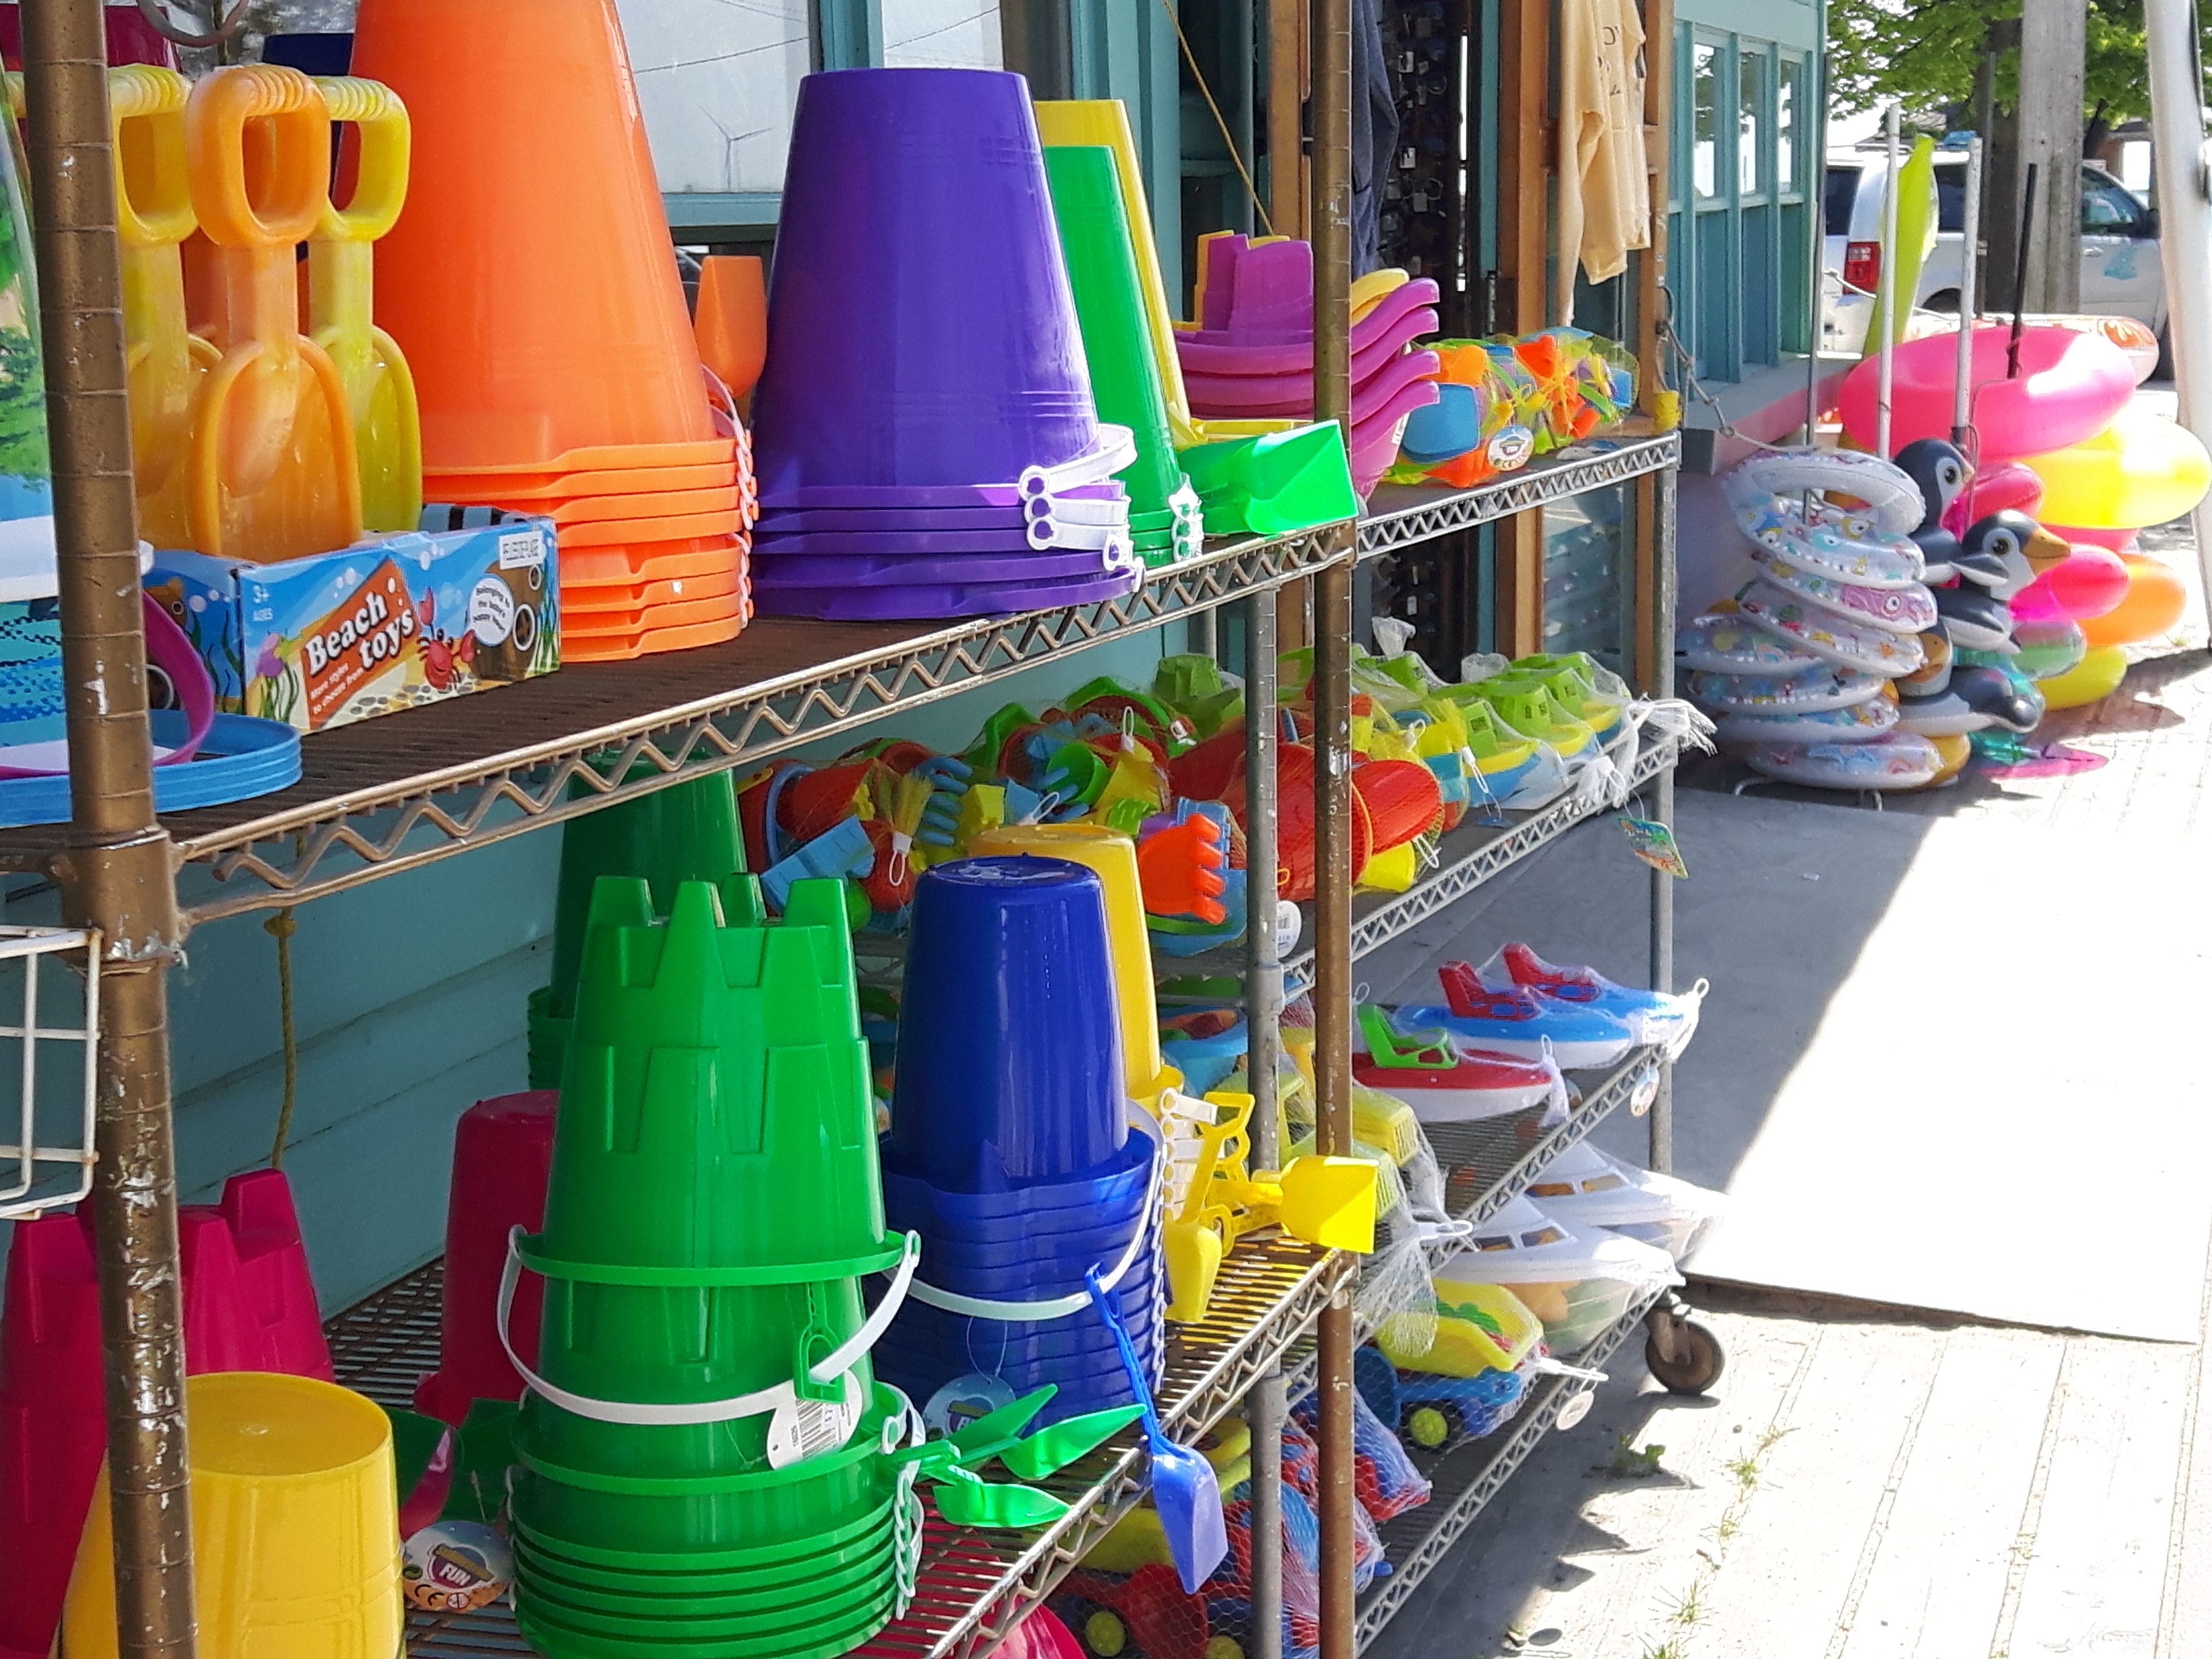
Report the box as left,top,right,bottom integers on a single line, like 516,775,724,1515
0,925,100,1220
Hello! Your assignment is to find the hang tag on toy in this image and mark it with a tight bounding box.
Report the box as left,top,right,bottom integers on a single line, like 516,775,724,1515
1555,1390,1596,1431
767,1378,863,1469
1274,899,1303,958
1618,815,1689,879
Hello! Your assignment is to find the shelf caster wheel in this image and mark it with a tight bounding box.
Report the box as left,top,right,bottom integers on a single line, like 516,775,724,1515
1645,1300,1726,1396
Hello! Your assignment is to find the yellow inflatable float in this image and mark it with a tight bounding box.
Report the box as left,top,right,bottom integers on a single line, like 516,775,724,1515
2019,408,2212,529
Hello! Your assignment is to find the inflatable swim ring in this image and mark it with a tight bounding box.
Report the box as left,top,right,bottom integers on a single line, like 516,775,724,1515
1736,582,1928,675
2081,553,2188,647
1746,550,1938,633
1676,609,1825,676
1745,731,1943,791
1838,326,2137,461
1690,664,1886,713
1943,459,2045,535
2010,545,2129,623
1923,731,1973,784
2008,616,2088,682
1714,695,1899,746
1897,628,1953,696
2036,642,2129,709
1725,449,1926,535
1734,497,1926,587
2020,409,2212,529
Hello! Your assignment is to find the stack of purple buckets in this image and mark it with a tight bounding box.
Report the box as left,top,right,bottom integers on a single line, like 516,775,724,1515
747,68,1145,621
1176,236,1443,495
874,857,1164,1427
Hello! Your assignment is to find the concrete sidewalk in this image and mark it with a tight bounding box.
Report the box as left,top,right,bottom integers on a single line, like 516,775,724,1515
1364,530,2212,1655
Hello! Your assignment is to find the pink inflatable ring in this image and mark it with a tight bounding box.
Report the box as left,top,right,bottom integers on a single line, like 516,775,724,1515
1838,326,2137,462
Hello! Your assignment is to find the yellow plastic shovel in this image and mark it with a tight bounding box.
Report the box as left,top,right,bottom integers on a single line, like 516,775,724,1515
185,65,363,562
1164,1091,1377,1323
309,76,421,533
77,67,212,549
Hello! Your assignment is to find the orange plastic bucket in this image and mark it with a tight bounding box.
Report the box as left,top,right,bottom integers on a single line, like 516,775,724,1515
350,0,715,470
562,567,743,614
561,611,747,663
695,256,769,401
562,589,745,636
557,535,748,585
558,508,745,549
426,458,739,502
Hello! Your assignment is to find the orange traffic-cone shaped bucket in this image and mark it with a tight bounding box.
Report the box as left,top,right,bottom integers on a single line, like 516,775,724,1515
695,256,768,402
351,0,716,472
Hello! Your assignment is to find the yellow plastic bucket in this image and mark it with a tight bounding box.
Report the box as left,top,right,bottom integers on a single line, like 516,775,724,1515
65,1372,402,1659
971,824,1182,1110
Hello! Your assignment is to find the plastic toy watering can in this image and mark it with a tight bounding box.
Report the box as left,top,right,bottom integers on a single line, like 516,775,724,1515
309,75,421,533
184,65,362,562
1162,1090,1377,1324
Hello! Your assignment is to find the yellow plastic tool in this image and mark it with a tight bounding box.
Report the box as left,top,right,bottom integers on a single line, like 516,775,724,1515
309,75,422,533
185,65,363,562
971,823,1183,1112
1165,1091,1378,1322
1359,839,1420,893
80,67,214,549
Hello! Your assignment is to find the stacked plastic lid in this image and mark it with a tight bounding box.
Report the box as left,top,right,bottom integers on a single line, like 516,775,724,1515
507,876,917,1658
877,857,1164,1428
748,70,1145,621
352,0,755,662
1175,236,1443,496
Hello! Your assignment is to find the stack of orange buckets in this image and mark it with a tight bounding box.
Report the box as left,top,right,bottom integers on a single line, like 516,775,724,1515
352,0,757,662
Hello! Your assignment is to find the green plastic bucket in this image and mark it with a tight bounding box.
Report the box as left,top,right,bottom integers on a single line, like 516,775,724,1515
1041,145,1187,517
513,1495,894,1584
512,1521,892,1606
516,1584,897,1659
512,1382,898,1558
517,1552,895,1633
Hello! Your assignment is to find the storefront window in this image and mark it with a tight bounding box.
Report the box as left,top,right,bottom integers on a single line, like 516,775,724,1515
1692,43,1720,199
616,0,813,195
1777,56,1800,195
883,0,1005,68
1738,51,1765,198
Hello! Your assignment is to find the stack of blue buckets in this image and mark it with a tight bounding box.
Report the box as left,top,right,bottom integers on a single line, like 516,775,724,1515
876,857,1165,1426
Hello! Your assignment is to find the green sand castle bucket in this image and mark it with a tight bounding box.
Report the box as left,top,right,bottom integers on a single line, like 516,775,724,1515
1178,422,1357,537
518,1555,897,1634
512,878,911,1561
516,1593,899,1659
511,1492,895,1577
530,771,750,1088
513,1527,894,1607
1041,144,1202,568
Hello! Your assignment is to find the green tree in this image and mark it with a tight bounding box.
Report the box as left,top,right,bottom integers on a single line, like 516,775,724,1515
1828,0,2212,126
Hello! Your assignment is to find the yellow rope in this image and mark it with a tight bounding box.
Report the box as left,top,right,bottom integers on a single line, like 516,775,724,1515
1156,0,1275,237
265,908,299,1167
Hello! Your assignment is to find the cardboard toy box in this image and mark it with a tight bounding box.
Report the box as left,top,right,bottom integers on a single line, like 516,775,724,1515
145,513,559,733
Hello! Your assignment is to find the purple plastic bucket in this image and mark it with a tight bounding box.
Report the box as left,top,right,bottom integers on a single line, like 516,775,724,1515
757,481,1126,511
751,568,1143,620
752,69,1101,495
747,546,1121,585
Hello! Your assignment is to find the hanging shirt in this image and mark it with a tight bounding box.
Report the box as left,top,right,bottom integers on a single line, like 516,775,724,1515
1555,0,1651,323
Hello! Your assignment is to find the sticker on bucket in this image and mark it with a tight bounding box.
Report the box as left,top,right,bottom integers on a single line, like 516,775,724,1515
766,1373,866,1469
402,1520,514,1613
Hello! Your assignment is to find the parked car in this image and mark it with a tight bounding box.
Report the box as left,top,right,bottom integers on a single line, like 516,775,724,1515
1820,147,2166,355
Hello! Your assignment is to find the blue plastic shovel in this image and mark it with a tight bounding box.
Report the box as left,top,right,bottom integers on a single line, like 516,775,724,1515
1086,1266,1228,1593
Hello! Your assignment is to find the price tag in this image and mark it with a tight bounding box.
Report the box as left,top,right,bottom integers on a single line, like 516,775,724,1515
1619,815,1689,878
